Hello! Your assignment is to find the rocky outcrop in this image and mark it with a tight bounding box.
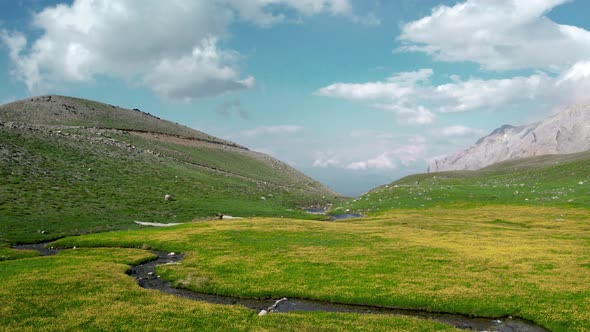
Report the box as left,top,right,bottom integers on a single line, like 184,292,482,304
429,104,590,172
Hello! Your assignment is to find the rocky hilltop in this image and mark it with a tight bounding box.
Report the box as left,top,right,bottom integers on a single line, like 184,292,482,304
429,104,590,172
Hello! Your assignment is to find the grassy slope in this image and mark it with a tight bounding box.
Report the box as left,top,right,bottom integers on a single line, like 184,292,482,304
53,206,590,332
0,96,338,244
0,248,456,332
334,151,590,214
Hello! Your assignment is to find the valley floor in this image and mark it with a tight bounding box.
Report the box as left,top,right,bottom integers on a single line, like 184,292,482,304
1,205,589,331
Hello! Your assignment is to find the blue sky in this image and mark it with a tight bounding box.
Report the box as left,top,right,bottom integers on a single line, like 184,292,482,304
2,0,590,196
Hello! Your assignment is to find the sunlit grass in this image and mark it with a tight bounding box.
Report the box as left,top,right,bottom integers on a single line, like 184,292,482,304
0,127,334,244
0,248,456,331
333,151,590,213
52,205,590,331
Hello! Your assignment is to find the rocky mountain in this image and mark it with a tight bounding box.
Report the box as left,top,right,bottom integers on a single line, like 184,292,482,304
0,95,339,243
428,104,590,172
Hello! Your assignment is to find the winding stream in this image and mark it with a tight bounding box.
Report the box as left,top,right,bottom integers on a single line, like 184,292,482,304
305,208,363,221
14,243,548,332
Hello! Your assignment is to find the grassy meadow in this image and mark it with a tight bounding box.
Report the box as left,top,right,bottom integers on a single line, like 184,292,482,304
0,125,335,244
334,151,590,214
2,96,589,331
46,205,590,331
0,247,456,331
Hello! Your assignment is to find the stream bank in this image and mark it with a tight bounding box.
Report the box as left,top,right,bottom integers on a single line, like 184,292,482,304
13,243,548,332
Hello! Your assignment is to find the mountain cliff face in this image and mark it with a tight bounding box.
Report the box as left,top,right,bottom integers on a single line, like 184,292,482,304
429,104,590,172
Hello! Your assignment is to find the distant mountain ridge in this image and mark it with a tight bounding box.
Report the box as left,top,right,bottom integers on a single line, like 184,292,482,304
429,104,590,172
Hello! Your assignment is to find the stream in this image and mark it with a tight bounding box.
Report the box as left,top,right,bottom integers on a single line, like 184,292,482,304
13,243,548,332
305,208,363,221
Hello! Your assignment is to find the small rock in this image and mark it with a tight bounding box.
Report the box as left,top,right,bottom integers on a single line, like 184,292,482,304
164,194,172,201
147,272,154,276
168,252,175,256
579,181,584,185
260,196,266,200
258,310,268,316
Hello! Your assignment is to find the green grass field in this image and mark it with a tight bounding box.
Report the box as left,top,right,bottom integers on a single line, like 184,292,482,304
2,96,589,331
0,247,456,331
0,125,336,244
46,205,590,331
333,151,590,214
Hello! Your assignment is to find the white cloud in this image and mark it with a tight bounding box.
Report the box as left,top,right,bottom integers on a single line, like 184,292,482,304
346,152,396,171
433,74,552,112
316,68,432,101
398,0,590,70
312,152,340,168
557,59,590,83
438,125,483,137
238,125,304,137
395,106,436,125
317,69,436,125
316,64,590,123
143,37,255,101
225,0,353,26
1,0,358,100
344,141,427,171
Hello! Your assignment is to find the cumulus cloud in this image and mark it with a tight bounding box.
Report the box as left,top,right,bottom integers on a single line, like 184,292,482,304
316,64,590,123
344,140,428,171
398,0,590,70
238,125,304,137
438,125,484,137
317,69,436,125
432,74,551,112
346,152,396,171
1,0,358,100
224,0,353,26
317,68,432,101
312,152,340,168
144,37,255,101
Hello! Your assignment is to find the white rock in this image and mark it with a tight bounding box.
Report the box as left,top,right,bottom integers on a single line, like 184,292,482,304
258,310,268,316
164,194,172,201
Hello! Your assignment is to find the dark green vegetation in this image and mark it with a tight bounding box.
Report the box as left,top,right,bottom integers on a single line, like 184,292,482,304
51,206,590,331
0,96,338,244
334,151,590,214
0,248,456,331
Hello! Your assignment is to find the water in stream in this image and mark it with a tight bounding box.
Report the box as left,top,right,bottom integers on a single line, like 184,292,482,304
13,243,548,332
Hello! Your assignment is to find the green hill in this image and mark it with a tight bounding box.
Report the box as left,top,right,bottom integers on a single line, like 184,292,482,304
0,95,339,244
335,151,590,214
